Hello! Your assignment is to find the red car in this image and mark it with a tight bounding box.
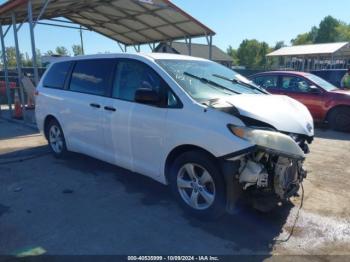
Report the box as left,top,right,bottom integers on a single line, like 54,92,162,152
250,71,350,132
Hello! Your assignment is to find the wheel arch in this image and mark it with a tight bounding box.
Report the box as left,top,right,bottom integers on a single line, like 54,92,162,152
43,114,59,140
325,104,350,122
164,144,219,183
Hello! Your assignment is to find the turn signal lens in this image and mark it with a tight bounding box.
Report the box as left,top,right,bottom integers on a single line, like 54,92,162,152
230,126,246,138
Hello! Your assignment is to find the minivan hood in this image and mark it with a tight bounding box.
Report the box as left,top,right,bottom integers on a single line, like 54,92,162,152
211,94,314,136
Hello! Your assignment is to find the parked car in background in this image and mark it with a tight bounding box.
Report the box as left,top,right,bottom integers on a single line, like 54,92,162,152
250,71,350,132
36,54,314,219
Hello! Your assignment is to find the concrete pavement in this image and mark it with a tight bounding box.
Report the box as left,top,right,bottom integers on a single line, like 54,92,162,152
0,119,349,258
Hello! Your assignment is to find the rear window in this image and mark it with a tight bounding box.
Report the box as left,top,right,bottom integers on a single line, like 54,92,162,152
43,61,72,89
69,59,115,96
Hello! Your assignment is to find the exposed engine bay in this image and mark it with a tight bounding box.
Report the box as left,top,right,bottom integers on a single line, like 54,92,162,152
230,134,310,211
238,150,307,200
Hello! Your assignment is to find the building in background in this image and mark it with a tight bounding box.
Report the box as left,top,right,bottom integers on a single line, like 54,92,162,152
267,42,350,72
155,42,233,68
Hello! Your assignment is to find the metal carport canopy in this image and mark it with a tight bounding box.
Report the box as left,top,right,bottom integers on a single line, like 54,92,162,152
0,0,215,46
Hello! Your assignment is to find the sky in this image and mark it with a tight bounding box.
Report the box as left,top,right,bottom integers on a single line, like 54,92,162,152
0,0,349,56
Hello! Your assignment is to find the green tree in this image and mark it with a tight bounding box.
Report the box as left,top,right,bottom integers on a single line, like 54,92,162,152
291,32,313,45
291,16,347,45
4,47,18,67
36,48,42,67
22,52,32,67
315,16,340,43
72,45,83,56
274,41,286,50
336,22,350,42
55,46,70,56
44,50,54,56
226,45,239,65
236,39,271,69
257,42,271,68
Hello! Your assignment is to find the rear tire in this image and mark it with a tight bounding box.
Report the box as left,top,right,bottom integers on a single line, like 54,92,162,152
169,151,226,220
328,107,350,132
47,119,68,158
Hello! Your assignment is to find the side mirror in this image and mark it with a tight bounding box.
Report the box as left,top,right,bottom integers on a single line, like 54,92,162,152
135,88,160,105
309,85,321,94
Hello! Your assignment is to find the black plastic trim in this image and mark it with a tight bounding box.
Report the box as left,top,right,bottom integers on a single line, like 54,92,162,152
219,146,257,160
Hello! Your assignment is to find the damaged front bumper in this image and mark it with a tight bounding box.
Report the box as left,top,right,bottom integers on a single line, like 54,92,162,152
222,127,312,211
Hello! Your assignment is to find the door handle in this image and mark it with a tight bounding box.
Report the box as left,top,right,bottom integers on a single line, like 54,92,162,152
90,103,101,109
104,106,116,112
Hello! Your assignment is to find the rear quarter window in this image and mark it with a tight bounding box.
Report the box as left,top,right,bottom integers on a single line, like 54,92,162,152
69,59,115,96
43,61,72,89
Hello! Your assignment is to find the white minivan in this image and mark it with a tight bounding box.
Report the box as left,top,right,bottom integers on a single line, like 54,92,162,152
36,53,314,219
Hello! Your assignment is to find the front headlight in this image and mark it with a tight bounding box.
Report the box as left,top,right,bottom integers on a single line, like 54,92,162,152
228,125,305,159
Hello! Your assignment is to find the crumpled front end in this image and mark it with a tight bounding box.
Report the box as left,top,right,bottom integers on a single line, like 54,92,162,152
224,126,311,211
238,149,307,200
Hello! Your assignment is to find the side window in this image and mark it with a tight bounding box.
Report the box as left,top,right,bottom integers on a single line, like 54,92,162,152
113,59,180,107
282,76,311,93
113,60,161,101
253,75,278,89
69,59,114,96
43,61,72,89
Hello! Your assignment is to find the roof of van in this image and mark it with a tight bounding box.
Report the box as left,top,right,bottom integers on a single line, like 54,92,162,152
50,53,208,63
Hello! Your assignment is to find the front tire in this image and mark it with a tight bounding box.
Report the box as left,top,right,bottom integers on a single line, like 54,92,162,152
47,119,68,158
328,107,350,132
169,151,226,220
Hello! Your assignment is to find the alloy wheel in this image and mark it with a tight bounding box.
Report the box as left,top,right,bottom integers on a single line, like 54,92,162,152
49,125,64,154
177,163,216,210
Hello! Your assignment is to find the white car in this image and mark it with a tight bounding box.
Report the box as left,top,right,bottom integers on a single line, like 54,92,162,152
36,53,314,219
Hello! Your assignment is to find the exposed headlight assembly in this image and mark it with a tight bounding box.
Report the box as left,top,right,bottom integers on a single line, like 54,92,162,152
228,125,305,160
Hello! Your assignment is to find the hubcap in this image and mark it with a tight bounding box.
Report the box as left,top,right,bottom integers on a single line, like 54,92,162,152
49,125,63,154
177,163,216,210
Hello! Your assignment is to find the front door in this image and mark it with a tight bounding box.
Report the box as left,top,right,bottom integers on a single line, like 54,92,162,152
104,59,169,179
279,75,325,121
252,75,280,94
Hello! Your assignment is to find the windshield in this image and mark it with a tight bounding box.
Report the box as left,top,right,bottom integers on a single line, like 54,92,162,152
305,73,338,91
156,59,264,103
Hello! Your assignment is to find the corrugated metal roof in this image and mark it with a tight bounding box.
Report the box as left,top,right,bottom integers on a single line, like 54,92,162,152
156,42,233,61
267,42,350,57
0,0,215,46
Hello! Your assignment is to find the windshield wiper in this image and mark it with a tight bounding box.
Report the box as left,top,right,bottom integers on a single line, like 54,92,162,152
212,74,268,94
184,72,240,94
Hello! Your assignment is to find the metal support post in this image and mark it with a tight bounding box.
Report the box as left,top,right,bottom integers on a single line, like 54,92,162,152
28,0,39,85
301,57,305,71
34,0,51,27
12,13,26,116
117,42,125,52
0,24,13,113
331,55,334,69
206,35,213,60
284,56,287,69
80,26,85,55
133,45,140,52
